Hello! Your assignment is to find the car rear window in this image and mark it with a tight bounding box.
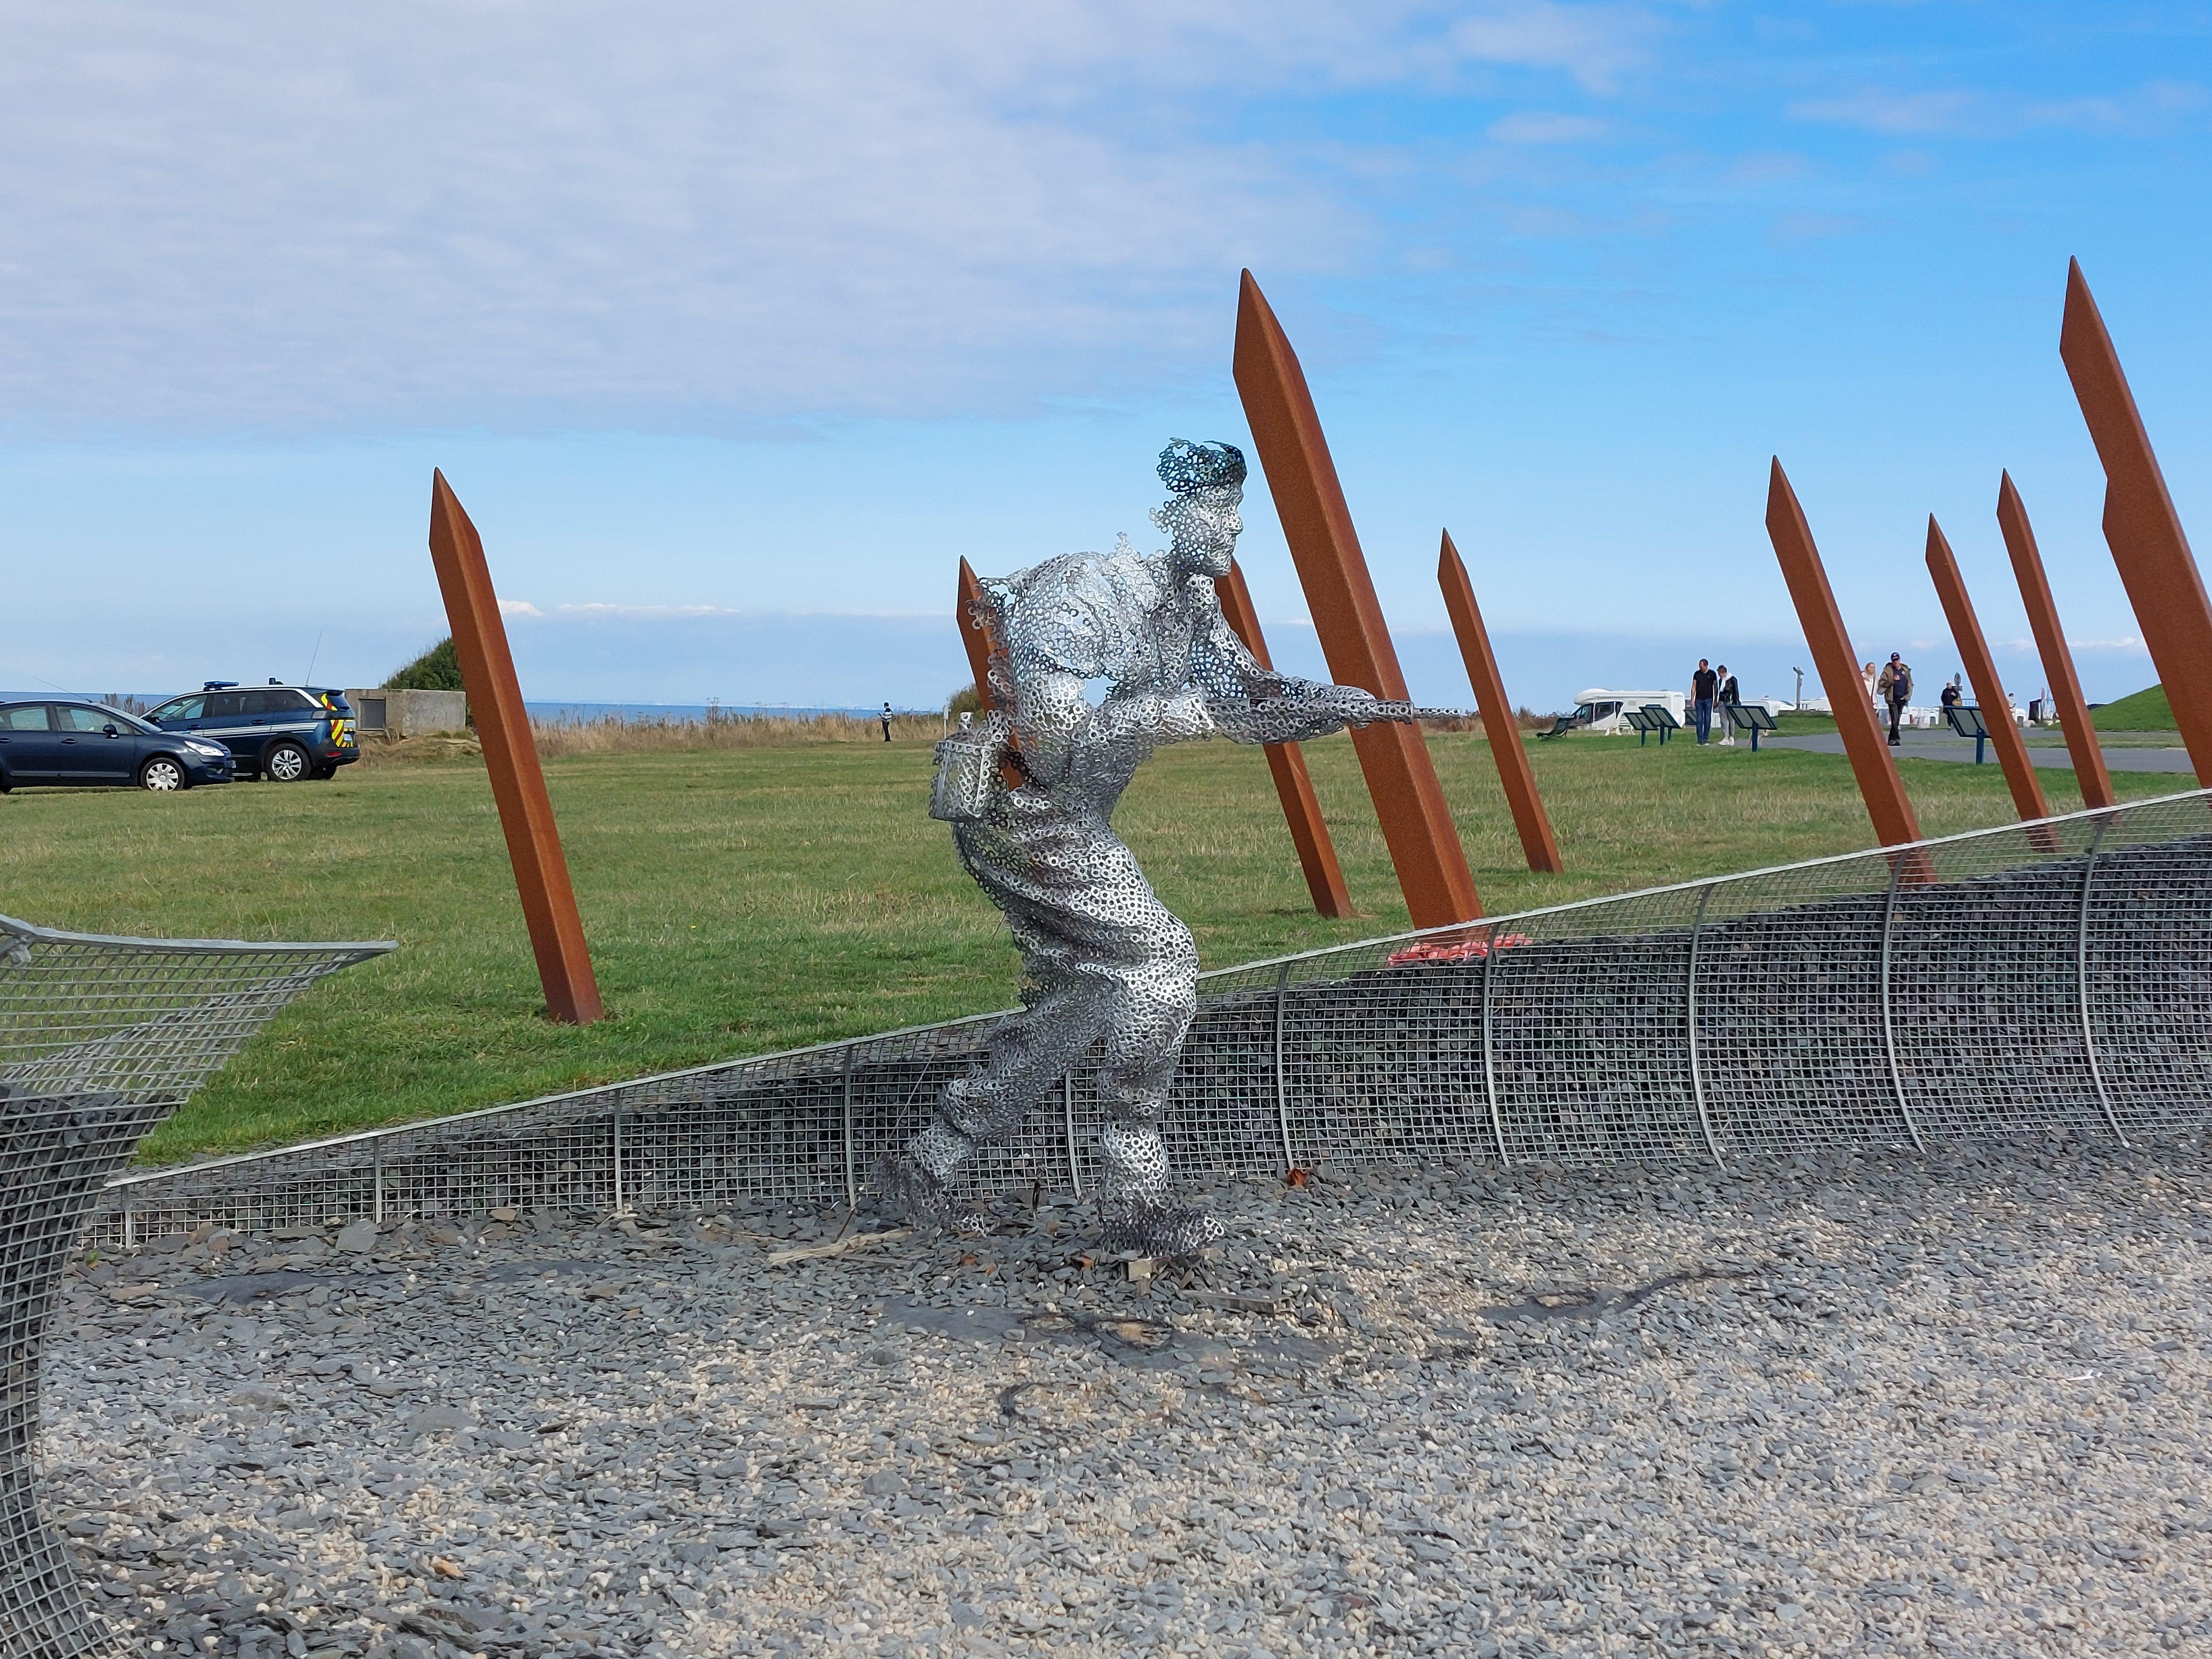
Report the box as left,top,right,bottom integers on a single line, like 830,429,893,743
232,688,315,715
0,705,51,731
204,691,245,718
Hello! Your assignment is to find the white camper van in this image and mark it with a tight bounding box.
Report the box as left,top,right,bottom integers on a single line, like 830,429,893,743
1571,688,1688,735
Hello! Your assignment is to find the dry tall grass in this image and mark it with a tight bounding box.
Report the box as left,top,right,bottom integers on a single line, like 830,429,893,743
530,711,946,756
354,706,1540,766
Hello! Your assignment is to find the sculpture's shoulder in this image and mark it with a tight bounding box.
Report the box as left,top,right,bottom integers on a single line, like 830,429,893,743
993,542,1168,680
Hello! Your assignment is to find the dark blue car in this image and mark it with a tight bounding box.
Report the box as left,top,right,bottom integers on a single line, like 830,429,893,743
145,682,360,782
0,700,235,791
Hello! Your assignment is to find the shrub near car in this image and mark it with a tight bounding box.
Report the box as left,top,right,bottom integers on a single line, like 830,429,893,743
0,700,234,791
146,682,360,781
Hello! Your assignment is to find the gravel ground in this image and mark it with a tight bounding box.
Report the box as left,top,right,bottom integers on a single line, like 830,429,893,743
44,1132,2212,1659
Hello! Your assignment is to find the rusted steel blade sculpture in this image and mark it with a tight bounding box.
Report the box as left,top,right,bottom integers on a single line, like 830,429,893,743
1217,559,1355,917
427,471,602,1025
2060,258,2212,785
956,557,1027,791
1764,460,1923,848
1233,270,1481,927
1438,530,1564,874
1925,515,2052,827
1998,471,2116,810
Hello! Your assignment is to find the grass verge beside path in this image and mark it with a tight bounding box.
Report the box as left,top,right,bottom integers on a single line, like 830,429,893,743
1,732,2179,1163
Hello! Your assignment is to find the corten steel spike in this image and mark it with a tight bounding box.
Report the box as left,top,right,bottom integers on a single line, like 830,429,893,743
1217,558,1355,917
2060,258,2212,785
957,557,1026,790
1997,471,2116,810
1437,530,1565,874
1233,270,1482,926
1764,460,1923,848
1924,515,2052,828
427,471,602,1025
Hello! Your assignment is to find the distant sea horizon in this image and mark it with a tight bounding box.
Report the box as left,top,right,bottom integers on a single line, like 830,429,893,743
1,691,941,721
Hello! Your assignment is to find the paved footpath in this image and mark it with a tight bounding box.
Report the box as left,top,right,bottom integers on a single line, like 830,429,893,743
1764,732,2195,773
48,1137,2212,1658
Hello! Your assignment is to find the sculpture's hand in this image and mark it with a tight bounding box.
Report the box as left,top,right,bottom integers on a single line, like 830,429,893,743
1345,699,1467,727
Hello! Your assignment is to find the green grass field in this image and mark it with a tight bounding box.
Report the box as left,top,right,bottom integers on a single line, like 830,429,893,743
2,730,2184,1163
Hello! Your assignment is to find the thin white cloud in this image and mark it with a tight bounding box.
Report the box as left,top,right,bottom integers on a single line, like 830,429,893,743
0,0,1663,437
498,599,545,619
1488,111,1612,144
1791,79,2206,140
1447,4,1660,94
1789,88,1980,136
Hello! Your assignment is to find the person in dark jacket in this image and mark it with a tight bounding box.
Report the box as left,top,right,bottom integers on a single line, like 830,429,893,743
1876,653,1913,745
1715,666,1740,746
1691,659,1717,744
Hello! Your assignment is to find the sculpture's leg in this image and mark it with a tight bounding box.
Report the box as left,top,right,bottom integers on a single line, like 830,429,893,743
1092,913,1221,1259
885,963,1113,1228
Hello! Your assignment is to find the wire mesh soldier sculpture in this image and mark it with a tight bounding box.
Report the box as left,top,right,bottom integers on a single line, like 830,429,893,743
889,439,1443,1257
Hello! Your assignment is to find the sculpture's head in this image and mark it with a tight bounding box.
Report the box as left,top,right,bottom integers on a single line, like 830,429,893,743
1151,439,1246,578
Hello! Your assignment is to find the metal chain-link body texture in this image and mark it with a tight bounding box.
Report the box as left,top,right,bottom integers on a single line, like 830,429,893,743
0,916,390,1659
892,441,1398,1255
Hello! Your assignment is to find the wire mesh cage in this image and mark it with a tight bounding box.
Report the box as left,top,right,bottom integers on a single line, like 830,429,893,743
85,790,2212,1268
0,914,389,1659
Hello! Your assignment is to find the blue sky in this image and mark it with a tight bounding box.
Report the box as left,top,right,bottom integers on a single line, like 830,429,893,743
4,1,2208,710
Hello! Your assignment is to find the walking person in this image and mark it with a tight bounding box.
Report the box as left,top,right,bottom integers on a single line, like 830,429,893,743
1715,665,1740,746
1691,658,1717,745
881,701,894,741
1877,652,1913,746
1940,676,1961,713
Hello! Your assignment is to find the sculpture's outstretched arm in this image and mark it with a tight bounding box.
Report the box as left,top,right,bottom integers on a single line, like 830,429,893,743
1188,590,1422,744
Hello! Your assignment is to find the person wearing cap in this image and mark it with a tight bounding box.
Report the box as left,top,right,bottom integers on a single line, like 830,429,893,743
1877,652,1913,745
886,439,1423,1258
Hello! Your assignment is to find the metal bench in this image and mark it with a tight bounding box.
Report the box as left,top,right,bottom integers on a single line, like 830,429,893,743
0,914,389,1659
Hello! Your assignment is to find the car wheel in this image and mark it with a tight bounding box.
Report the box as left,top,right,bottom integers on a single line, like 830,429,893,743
141,755,188,792
265,741,311,783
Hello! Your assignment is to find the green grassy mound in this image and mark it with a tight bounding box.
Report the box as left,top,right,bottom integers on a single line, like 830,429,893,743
2092,684,2175,731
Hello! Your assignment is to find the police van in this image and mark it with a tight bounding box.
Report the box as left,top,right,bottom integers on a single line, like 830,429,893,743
146,682,360,781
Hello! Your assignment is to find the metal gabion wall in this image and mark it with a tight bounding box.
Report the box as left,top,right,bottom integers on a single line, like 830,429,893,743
89,789,2212,1255
0,919,390,1659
